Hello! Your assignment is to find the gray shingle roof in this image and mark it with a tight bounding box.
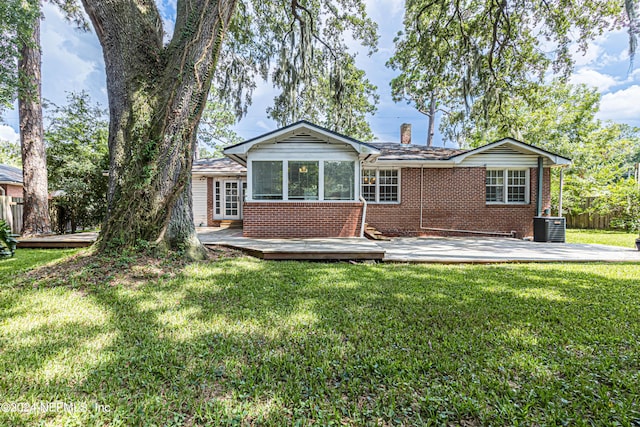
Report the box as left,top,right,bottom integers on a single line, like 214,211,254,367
193,157,246,173
368,143,466,161
0,164,23,184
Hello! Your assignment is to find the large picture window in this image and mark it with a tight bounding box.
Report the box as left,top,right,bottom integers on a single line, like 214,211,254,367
361,169,399,203
486,169,529,204
253,161,282,200
288,161,319,200
324,161,355,200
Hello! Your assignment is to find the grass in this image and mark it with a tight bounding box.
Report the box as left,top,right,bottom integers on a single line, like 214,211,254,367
566,229,639,248
1,249,639,425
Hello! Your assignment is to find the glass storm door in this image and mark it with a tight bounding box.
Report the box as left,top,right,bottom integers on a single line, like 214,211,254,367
223,181,240,219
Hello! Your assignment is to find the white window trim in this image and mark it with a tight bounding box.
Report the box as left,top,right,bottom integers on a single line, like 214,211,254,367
485,168,530,205
361,168,401,204
248,159,359,202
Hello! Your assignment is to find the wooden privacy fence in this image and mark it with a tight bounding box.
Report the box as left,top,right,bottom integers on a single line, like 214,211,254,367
565,211,611,229
0,196,23,234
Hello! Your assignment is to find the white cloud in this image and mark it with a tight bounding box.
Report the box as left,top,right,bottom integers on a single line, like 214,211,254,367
0,125,19,143
569,68,619,91
571,43,603,67
598,85,640,122
40,3,106,106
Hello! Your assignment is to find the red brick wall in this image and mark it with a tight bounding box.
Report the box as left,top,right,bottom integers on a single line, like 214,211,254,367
1,184,23,198
243,202,363,238
366,167,551,238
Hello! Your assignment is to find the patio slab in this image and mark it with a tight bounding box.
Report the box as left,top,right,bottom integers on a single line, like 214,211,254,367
377,236,640,263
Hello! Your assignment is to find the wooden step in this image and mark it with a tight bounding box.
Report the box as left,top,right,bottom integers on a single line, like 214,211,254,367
363,224,391,241
213,220,243,229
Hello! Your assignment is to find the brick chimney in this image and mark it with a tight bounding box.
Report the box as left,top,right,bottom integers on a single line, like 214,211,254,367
400,123,411,144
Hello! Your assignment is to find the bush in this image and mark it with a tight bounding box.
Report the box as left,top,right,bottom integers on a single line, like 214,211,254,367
0,219,17,258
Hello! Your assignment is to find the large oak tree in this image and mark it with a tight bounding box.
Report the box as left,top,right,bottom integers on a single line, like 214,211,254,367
80,0,377,257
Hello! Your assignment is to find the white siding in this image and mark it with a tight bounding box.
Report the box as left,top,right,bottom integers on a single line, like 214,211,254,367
457,145,541,167
192,176,208,226
251,140,355,159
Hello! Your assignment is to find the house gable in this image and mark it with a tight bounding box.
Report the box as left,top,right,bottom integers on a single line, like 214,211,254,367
451,138,571,168
223,120,380,165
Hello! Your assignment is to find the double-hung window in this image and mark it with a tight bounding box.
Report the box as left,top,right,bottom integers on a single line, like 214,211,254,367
486,169,529,204
361,169,399,203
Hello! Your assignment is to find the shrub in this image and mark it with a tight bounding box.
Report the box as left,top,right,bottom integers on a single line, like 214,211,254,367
0,219,17,258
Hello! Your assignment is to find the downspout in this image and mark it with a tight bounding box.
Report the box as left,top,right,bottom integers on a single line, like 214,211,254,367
536,156,544,216
558,167,564,217
359,196,367,238
358,160,367,238
419,166,517,237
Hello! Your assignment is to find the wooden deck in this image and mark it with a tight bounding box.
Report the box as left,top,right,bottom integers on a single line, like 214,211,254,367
17,232,98,248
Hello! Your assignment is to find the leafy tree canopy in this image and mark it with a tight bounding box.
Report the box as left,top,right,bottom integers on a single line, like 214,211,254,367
0,138,21,167
45,91,108,233
211,0,379,141
388,0,633,146
0,0,86,110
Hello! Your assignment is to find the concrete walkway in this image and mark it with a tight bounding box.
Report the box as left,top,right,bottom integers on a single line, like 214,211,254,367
17,227,640,263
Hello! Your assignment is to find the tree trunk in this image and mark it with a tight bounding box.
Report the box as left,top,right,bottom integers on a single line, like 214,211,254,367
19,15,52,237
426,93,436,147
81,0,237,257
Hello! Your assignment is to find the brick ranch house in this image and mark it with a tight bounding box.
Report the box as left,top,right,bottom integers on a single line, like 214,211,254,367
192,121,570,238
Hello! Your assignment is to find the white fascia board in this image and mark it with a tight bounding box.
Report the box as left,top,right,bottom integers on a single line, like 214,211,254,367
191,171,246,176
451,138,572,166
223,122,381,158
367,160,456,168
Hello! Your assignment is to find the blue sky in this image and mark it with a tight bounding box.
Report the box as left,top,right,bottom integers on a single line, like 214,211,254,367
1,1,639,147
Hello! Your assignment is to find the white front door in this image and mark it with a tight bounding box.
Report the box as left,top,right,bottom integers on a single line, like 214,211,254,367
223,180,241,219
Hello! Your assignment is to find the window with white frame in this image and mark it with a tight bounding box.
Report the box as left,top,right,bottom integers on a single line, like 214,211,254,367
288,161,319,200
324,161,355,200
486,169,529,203
361,169,399,203
250,160,356,201
253,161,283,200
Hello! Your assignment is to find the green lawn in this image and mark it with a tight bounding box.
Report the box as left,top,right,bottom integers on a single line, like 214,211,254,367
1,250,639,426
566,229,638,248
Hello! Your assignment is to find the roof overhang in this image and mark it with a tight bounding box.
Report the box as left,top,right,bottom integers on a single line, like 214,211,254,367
192,171,246,176
450,138,572,167
223,121,380,166
0,181,22,186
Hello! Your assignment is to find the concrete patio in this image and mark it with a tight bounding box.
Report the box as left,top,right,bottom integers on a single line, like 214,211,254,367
16,227,640,263
198,227,640,263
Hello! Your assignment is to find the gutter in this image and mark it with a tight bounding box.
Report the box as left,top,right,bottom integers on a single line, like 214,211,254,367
418,166,517,238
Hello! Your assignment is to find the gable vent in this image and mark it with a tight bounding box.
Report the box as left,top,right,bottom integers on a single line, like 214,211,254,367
487,146,521,155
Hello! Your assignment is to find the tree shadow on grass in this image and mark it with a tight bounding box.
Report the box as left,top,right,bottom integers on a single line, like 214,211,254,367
1,255,639,425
